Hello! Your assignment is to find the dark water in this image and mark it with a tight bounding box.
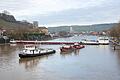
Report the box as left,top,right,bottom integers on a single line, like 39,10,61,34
0,36,120,80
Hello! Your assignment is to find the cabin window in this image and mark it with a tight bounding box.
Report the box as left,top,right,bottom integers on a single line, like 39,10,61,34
25,50,27,52
36,50,38,52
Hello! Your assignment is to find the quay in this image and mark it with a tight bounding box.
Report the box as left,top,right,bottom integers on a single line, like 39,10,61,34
10,40,76,45
10,40,109,45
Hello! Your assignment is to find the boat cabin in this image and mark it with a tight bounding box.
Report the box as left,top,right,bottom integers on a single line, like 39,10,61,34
24,45,38,50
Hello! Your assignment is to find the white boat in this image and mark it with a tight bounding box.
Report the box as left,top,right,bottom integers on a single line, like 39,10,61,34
97,37,109,45
81,39,99,45
10,39,16,44
19,45,56,58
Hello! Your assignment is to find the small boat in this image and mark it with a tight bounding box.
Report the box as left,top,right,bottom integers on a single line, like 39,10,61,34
60,45,73,52
73,43,85,49
81,39,99,45
19,45,56,58
60,43,85,52
97,37,109,45
10,39,16,44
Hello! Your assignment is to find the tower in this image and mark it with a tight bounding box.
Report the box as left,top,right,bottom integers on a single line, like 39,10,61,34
33,21,38,28
70,27,73,33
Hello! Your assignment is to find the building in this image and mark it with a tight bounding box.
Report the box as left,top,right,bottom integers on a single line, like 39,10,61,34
29,26,48,35
33,21,38,28
38,27,48,35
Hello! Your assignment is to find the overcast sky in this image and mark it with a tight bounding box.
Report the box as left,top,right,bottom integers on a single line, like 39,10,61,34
0,0,120,27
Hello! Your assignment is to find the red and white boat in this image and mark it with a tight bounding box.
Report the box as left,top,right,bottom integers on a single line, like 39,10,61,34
73,43,85,49
60,43,85,52
60,45,73,52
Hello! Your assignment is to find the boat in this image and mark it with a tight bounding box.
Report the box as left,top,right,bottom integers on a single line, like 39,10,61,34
60,43,85,52
81,39,99,45
0,36,10,44
97,37,109,45
73,43,85,49
0,29,10,44
60,45,73,52
10,39,16,44
19,45,56,58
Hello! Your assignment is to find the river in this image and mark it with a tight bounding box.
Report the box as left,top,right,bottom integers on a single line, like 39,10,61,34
0,35,120,80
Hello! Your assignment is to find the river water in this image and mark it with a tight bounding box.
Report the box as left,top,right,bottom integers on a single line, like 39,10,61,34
0,36,120,80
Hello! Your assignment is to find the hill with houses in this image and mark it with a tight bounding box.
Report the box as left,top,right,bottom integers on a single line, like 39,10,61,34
0,11,49,40
48,23,117,33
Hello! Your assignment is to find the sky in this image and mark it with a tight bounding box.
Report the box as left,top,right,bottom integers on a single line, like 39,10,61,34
0,0,120,27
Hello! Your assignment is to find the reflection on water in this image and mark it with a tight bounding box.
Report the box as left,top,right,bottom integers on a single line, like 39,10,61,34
60,49,80,57
113,49,120,68
19,54,54,70
0,44,18,69
0,44,17,54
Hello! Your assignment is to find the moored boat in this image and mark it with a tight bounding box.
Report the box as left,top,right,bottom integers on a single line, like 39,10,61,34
97,37,109,45
19,45,56,58
60,43,85,52
81,39,99,45
10,39,16,44
73,43,85,49
0,36,10,44
60,45,73,52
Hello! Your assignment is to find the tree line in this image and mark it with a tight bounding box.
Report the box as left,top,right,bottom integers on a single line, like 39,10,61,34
109,22,120,42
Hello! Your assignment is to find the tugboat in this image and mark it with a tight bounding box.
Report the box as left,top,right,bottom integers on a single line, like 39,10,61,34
19,45,56,58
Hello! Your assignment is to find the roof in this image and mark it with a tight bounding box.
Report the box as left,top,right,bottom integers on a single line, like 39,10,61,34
38,27,47,29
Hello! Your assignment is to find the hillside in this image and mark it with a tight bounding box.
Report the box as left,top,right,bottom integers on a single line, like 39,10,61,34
0,13,16,22
0,13,33,30
48,23,117,33
0,19,33,30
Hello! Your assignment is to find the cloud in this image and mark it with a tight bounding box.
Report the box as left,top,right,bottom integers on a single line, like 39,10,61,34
0,0,120,26
0,0,107,16
32,7,120,27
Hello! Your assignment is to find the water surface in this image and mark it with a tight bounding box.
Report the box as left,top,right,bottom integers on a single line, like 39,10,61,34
0,36,120,80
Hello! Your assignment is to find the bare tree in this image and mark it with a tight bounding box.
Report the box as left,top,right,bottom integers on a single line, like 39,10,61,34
109,22,120,42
